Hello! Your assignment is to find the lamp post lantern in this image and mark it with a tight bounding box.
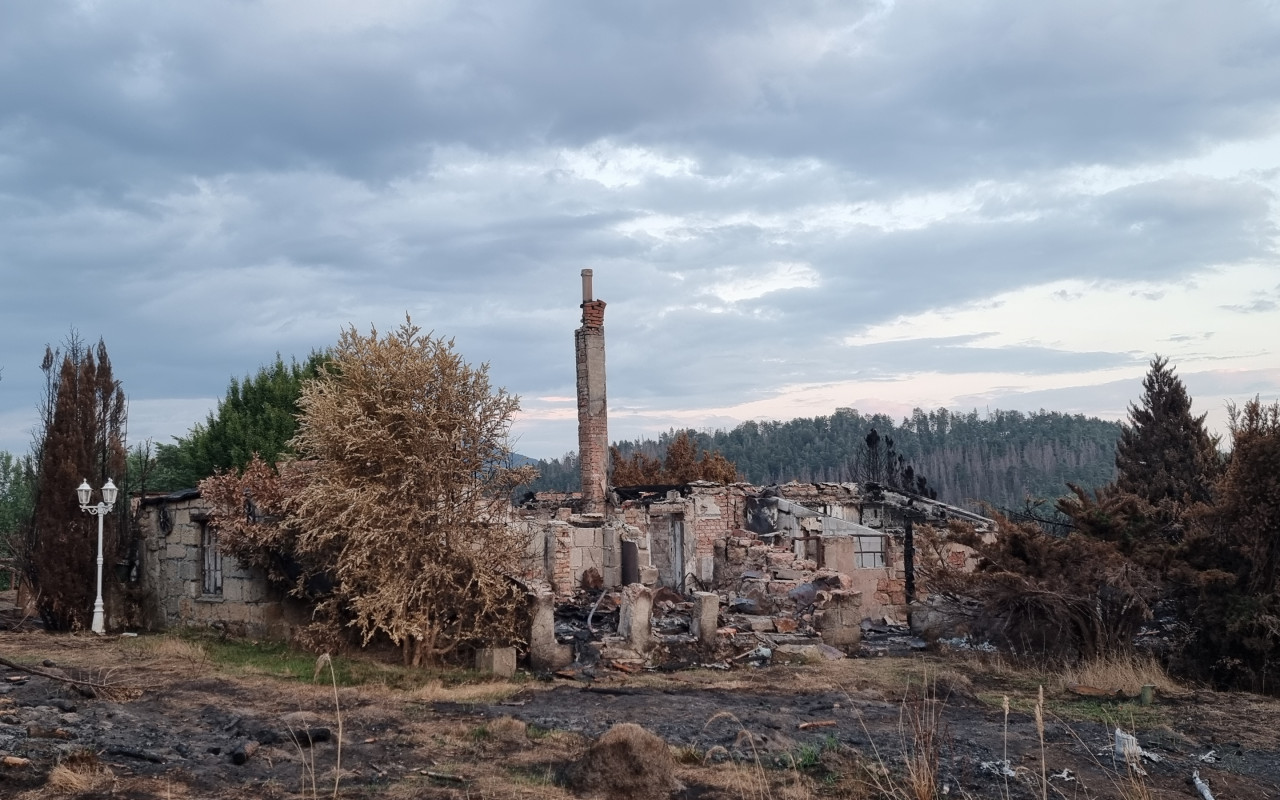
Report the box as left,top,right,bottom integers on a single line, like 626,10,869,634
77,478,117,635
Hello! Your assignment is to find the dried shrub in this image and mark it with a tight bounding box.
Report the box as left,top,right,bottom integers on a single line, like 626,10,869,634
566,723,682,800
610,430,739,486
201,319,537,667
291,319,535,666
1173,398,1280,693
920,518,1154,662
200,455,306,587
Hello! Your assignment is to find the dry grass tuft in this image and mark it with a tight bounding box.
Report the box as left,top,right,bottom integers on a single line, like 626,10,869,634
1059,652,1181,695
404,678,521,704
40,749,114,796
488,715,530,744
900,681,946,800
566,722,683,800
116,635,210,666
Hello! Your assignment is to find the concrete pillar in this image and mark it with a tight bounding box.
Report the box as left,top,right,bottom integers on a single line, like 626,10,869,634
815,589,863,650
603,526,621,587
575,269,608,514
476,647,517,678
528,591,572,671
618,583,653,652
690,591,719,650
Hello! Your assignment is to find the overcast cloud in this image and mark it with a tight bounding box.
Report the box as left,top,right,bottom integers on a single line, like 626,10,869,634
2,0,1278,460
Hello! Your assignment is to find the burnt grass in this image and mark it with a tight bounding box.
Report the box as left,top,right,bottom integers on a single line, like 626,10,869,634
1,628,1279,799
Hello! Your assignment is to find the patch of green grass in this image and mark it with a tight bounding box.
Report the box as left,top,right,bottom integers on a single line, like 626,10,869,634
791,743,823,769
787,735,840,771
526,724,552,740
193,635,358,683
976,690,1165,729
176,630,520,691
1055,699,1165,729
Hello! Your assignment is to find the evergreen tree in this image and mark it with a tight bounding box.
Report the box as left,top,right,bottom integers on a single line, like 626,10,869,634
1175,398,1280,693
151,352,329,489
24,337,127,630
861,429,884,483
0,451,36,587
663,430,700,484
1114,356,1219,507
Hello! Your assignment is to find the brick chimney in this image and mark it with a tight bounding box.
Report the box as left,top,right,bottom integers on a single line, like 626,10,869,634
575,269,608,513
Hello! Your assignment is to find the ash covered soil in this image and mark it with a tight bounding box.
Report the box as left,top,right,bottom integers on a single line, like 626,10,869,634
1,627,1279,799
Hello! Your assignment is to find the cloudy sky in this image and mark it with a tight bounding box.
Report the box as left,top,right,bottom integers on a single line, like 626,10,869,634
2,1,1279,461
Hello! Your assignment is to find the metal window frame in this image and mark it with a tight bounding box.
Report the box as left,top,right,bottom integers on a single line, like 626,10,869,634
200,523,223,596
855,534,887,569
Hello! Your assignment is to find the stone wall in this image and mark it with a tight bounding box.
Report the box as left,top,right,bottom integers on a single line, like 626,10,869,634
136,493,301,638
524,480,993,622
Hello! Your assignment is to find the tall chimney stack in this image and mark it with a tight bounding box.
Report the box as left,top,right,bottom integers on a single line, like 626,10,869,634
575,269,608,514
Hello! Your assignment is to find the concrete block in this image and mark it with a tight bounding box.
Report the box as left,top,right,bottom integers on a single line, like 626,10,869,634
476,647,517,679
239,578,267,603
638,566,658,586
698,556,715,584
690,591,719,649
618,584,653,652
815,589,863,650
220,580,241,602
603,564,621,588
528,592,572,671
740,615,775,632
603,527,619,564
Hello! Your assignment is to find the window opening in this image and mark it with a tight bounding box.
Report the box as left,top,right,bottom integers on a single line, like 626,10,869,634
201,523,223,596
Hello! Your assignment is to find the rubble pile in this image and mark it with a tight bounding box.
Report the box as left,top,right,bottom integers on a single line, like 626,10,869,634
540,527,871,677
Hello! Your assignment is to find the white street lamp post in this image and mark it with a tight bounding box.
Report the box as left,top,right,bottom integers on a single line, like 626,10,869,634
77,478,117,635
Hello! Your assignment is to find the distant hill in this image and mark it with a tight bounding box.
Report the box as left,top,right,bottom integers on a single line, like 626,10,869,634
507,453,540,468
524,407,1121,512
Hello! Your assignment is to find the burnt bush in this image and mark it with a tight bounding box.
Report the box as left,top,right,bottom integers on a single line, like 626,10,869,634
920,519,1155,662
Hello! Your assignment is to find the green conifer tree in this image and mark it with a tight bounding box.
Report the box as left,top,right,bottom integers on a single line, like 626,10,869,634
1114,355,1219,507
151,352,329,489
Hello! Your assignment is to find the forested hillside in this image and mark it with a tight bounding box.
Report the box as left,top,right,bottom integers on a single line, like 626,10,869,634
526,407,1121,512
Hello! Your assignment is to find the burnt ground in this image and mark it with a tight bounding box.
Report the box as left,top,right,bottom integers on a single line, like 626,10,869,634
0,615,1278,798
452,671,1280,799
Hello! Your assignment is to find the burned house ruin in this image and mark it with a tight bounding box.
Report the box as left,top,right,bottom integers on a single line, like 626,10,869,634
513,271,994,665
130,269,991,659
